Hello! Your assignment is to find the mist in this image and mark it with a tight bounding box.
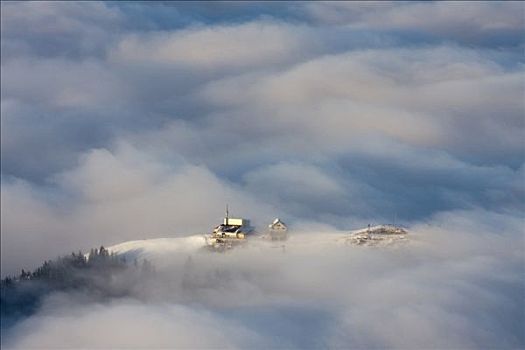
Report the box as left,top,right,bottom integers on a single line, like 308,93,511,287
2,209,524,349
1,1,524,348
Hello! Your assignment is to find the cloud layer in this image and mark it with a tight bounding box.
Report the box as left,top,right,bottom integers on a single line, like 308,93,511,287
1,2,524,348
2,209,524,349
1,0,524,271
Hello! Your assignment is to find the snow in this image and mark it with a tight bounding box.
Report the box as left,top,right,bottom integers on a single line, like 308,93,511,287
102,225,409,264
349,224,407,235
343,225,408,246
105,235,207,265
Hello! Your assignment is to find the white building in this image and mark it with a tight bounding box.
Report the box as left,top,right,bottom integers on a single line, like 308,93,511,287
223,217,249,227
212,206,252,239
268,218,287,241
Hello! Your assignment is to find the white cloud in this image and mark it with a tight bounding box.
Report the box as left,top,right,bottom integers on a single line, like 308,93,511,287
1,142,278,276
306,2,525,44
110,21,321,70
196,45,523,160
3,209,524,349
4,300,264,349
1,4,524,346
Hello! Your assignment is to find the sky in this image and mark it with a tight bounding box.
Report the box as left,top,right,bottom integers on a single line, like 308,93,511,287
0,2,524,347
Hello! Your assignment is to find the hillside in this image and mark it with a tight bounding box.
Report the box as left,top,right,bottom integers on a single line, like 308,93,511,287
107,236,207,261
103,225,409,263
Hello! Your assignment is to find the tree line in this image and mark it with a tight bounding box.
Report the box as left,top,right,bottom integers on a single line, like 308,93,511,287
1,246,153,328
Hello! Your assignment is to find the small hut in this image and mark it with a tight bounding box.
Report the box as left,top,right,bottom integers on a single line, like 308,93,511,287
268,218,288,241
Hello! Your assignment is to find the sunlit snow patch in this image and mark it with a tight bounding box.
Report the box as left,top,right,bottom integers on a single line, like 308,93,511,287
343,225,408,246
105,235,207,267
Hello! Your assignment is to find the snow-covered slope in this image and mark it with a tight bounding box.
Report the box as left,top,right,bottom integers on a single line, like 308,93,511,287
103,226,409,265
106,235,207,266
344,225,408,246
349,225,407,235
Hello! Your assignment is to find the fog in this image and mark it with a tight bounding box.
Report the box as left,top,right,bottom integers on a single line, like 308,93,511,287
1,1,524,348
2,209,524,349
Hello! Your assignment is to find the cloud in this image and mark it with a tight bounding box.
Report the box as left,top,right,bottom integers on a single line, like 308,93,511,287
242,162,372,221
2,209,524,349
2,18,523,271
3,299,264,349
0,1,123,60
1,3,524,346
109,21,322,71
197,45,524,162
306,2,525,48
2,3,523,182
1,142,278,276
1,58,121,109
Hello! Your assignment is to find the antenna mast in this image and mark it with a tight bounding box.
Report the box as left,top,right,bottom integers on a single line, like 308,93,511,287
225,204,229,225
